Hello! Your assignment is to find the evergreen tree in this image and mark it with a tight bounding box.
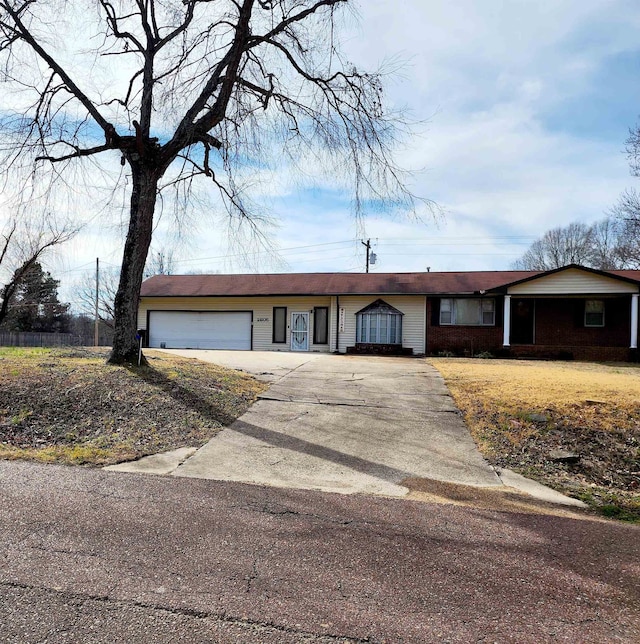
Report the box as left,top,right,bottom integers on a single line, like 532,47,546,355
1,262,70,333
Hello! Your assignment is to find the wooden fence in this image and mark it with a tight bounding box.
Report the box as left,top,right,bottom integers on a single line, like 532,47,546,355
0,332,112,347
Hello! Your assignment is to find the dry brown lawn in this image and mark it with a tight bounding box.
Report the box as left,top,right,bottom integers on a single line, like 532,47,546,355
429,358,640,522
0,347,267,466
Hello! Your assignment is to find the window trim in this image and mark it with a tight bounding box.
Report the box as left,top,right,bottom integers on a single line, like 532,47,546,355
356,312,402,344
313,307,329,344
440,298,453,325
272,306,287,343
356,312,403,344
439,298,495,326
584,300,605,328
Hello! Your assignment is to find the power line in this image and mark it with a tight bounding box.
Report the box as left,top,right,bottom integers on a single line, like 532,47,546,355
56,259,120,275
49,234,535,277
379,235,537,241
168,236,534,268
378,241,534,247
171,239,355,266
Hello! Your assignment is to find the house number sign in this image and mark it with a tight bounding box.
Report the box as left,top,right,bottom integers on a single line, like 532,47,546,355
339,307,345,333
256,317,269,322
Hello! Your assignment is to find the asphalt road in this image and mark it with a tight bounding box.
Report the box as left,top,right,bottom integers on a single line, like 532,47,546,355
1,460,639,643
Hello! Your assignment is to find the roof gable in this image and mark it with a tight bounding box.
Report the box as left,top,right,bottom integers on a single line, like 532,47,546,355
506,265,640,295
355,299,404,315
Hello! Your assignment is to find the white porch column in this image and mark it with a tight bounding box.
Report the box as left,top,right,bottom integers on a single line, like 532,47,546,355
503,295,511,347
631,293,639,349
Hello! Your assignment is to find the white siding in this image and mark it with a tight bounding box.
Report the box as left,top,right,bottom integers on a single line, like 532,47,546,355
139,296,334,352
139,294,426,353
336,295,426,354
508,268,639,295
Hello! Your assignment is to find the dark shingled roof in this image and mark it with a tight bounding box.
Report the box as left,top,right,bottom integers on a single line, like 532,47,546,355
609,270,640,281
140,271,542,297
141,267,640,298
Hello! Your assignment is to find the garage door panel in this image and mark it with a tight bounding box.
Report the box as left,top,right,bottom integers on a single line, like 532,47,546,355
149,311,251,350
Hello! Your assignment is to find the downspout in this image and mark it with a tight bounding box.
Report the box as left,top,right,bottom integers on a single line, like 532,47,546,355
631,293,638,349
424,296,428,355
335,295,340,354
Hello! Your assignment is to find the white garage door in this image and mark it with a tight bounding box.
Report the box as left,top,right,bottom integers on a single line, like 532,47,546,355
148,311,252,350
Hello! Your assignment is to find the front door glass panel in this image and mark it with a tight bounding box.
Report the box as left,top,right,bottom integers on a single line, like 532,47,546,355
290,312,309,351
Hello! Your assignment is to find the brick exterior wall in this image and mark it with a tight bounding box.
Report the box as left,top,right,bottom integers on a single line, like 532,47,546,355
346,343,413,356
426,299,503,356
426,295,637,361
508,344,632,361
532,297,630,347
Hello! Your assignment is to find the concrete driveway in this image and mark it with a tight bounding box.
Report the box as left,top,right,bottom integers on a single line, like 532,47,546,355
140,350,503,496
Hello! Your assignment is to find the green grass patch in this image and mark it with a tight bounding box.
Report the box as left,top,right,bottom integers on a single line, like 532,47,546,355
0,346,51,358
575,487,640,523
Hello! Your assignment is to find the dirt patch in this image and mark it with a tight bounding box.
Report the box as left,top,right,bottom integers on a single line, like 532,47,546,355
0,347,267,465
429,358,640,522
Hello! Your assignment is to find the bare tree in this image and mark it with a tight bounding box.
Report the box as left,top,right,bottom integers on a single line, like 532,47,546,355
513,217,633,271
603,122,640,268
75,265,119,329
144,247,176,278
0,217,76,326
76,246,171,326
609,188,640,269
0,0,422,363
513,222,595,270
589,217,626,270
625,124,640,178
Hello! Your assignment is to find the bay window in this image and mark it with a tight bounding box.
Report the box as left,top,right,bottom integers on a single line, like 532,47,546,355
356,299,403,344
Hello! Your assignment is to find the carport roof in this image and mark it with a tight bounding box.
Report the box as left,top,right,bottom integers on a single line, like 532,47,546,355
140,270,541,297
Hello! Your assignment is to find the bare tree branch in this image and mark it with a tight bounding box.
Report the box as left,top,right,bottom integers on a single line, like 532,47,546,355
0,220,16,268
35,143,113,163
0,0,115,137
0,217,77,326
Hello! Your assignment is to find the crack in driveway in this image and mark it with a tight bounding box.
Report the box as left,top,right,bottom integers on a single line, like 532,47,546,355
127,351,504,493
257,394,460,412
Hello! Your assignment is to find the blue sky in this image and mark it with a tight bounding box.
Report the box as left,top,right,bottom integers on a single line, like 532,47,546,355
5,0,639,303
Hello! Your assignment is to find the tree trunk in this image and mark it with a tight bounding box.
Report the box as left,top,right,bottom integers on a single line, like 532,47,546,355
108,164,158,364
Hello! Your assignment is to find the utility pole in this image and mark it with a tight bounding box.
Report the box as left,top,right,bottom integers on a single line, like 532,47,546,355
362,239,371,273
94,258,99,347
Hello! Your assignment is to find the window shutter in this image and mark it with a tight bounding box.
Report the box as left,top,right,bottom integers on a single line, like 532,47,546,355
273,307,287,343
431,299,441,326
495,297,504,327
574,300,584,328
313,307,329,344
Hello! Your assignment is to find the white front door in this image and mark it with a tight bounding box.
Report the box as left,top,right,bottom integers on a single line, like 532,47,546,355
290,312,309,351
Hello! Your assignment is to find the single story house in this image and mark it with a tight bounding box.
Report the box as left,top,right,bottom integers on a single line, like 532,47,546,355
138,264,640,361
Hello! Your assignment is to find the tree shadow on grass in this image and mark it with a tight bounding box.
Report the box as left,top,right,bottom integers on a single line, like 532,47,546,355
126,363,240,427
